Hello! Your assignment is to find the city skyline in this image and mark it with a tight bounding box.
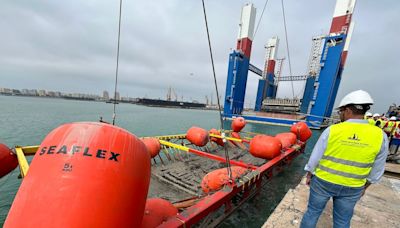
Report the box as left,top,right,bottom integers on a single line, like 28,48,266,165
0,1,399,113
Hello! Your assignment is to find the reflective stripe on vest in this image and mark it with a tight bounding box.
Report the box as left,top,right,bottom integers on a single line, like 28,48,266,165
315,122,382,187
383,121,396,134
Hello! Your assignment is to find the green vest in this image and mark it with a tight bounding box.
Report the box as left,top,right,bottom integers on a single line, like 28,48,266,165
315,122,382,187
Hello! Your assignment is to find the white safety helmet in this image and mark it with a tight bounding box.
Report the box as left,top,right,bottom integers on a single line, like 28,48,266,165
365,112,372,117
337,90,374,109
390,116,397,121
373,113,380,118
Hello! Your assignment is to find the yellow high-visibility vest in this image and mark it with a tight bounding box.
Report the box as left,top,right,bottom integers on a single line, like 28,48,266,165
383,121,397,135
315,122,382,187
367,118,375,126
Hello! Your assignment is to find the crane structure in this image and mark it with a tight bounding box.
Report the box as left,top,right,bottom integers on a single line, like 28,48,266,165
223,0,356,129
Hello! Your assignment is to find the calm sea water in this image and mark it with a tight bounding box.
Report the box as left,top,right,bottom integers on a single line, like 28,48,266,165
0,95,321,227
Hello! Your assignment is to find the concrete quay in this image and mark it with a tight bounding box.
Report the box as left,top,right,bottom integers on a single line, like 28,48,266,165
262,165,400,228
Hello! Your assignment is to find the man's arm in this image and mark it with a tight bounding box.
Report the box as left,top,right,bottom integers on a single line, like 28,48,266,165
364,132,389,193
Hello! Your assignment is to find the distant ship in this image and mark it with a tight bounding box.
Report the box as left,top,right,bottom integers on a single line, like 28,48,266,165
136,87,206,109
136,98,206,109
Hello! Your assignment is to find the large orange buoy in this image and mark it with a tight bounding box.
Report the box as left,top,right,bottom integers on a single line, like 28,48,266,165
231,117,246,132
4,122,151,228
290,122,312,142
141,198,178,228
0,143,18,178
141,137,161,158
201,166,248,193
186,126,209,147
275,132,297,149
249,135,282,159
209,128,224,146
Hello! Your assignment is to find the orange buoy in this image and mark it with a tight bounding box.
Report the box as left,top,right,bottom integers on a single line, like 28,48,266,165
209,128,224,146
5,122,151,228
275,132,297,149
231,117,246,132
201,166,248,193
0,143,18,178
141,137,161,158
186,126,209,147
290,122,312,142
141,198,178,228
249,134,282,159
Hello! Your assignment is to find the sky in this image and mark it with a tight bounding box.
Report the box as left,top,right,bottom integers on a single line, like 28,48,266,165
0,0,399,113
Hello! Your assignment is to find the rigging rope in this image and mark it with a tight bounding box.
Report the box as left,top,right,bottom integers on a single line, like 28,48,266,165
281,0,295,99
112,0,123,125
253,0,270,40
201,0,232,179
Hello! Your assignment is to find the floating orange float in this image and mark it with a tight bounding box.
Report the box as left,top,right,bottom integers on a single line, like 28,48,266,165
186,126,209,147
0,143,18,178
275,132,297,149
141,137,161,158
290,122,312,142
5,122,151,228
231,117,246,132
249,134,282,159
141,198,178,228
201,166,248,193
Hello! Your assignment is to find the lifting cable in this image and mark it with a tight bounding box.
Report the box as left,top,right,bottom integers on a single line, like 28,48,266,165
281,0,295,99
112,0,123,125
201,0,232,179
253,0,270,41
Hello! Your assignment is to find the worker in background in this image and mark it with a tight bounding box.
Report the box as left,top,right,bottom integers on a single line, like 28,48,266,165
373,113,382,127
383,116,397,137
364,112,372,120
300,90,388,228
364,112,375,125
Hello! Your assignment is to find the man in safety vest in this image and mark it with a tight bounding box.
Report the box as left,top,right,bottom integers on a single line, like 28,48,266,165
383,116,397,137
300,90,388,228
364,112,375,125
372,113,382,127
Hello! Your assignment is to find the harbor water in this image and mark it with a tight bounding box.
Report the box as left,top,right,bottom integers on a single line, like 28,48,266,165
0,96,321,227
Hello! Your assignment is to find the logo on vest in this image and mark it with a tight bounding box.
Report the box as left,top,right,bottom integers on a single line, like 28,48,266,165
348,134,360,141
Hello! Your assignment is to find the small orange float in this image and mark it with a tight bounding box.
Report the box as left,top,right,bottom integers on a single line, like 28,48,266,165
290,122,312,142
249,135,282,159
186,126,209,147
0,143,18,178
141,198,178,228
141,137,161,158
201,166,248,193
275,132,297,149
231,117,246,132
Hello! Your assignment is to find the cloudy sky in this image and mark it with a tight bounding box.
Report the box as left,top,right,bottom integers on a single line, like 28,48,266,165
0,0,399,113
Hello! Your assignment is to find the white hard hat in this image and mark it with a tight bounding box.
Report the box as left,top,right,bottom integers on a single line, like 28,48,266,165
390,116,397,121
365,112,372,117
373,113,380,118
338,90,374,109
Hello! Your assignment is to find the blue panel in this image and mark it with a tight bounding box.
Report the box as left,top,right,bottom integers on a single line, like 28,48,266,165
326,67,343,117
265,73,276,98
300,76,316,114
308,35,346,124
223,51,250,115
255,79,266,111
